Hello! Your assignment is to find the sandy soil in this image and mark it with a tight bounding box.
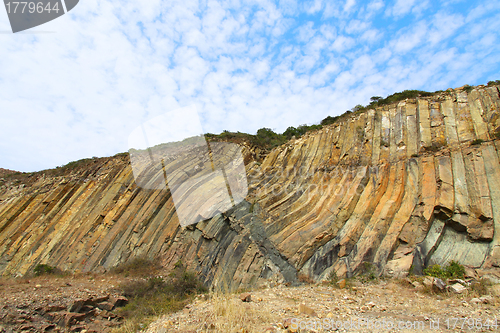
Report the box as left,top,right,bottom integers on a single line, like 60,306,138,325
147,279,500,333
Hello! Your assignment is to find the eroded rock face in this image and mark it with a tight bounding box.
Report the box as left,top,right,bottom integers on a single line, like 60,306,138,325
1,85,500,289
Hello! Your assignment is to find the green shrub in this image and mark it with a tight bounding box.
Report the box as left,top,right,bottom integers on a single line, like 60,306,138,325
255,127,286,148
207,85,487,153
345,90,435,118
61,158,95,171
356,126,364,141
327,270,339,285
320,115,340,126
471,139,484,145
424,264,445,279
463,85,474,93
445,261,466,279
34,264,55,276
423,261,465,280
360,262,378,282
366,90,433,110
117,262,207,332
425,142,446,152
352,104,365,113
282,124,323,140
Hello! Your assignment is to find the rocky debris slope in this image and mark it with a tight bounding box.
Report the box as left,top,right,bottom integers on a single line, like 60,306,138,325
0,275,129,333
147,279,500,333
1,85,500,290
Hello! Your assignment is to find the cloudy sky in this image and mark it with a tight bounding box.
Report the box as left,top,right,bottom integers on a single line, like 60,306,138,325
1,0,499,172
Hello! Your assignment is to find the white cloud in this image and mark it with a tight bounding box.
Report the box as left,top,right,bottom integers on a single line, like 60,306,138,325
319,24,337,40
310,62,340,86
0,0,499,171
304,0,323,14
466,2,500,23
360,29,383,43
391,21,428,53
428,12,464,45
278,0,299,16
391,0,417,17
345,19,370,34
331,35,356,52
296,21,316,42
367,0,384,12
344,0,357,12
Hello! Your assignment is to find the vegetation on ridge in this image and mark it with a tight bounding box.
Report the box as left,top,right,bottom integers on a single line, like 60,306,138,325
207,80,499,150
205,90,437,150
2,80,499,179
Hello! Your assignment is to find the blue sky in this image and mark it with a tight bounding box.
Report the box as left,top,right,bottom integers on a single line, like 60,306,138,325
1,0,500,172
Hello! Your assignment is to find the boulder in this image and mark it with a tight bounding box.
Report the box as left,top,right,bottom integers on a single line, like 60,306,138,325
239,293,252,302
64,312,86,327
68,299,85,313
96,302,114,311
479,295,494,304
449,283,466,294
411,281,423,290
433,278,446,291
470,298,481,304
109,295,128,308
423,276,434,289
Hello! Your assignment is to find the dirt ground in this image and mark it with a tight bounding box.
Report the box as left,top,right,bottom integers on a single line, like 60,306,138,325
0,273,131,332
1,274,499,333
147,279,500,333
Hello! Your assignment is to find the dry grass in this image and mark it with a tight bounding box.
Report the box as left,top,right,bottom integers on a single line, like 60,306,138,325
210,292,272,332
109,256,162,277
470,278,492,297
146,290,274,333
110,261,206,333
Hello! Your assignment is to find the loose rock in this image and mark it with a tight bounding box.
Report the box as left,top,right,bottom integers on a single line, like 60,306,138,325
239,293,252,302
450,283,467,294
298,304,316,317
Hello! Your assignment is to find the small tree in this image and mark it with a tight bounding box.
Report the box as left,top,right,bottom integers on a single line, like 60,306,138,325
34,264,55,276
320,115,339,126
352,104,365,112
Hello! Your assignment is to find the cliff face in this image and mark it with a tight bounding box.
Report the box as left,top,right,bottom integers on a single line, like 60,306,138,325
1,85,500,289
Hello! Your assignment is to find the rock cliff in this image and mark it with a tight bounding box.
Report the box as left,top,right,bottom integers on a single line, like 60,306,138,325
1,85,500,290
